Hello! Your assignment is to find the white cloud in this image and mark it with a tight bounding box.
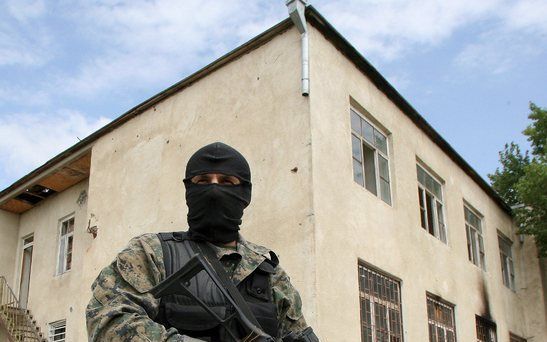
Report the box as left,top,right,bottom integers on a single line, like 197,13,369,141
503,0,547,33
314,0,503,61
0,0,52,67
56,0,286,97
0,85,51,107
0,111,111,185
6,0,46,22
453,0,547,74
386,72,411,90
455,31,542,74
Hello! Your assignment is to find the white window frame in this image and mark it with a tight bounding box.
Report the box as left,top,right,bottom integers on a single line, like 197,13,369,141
358,262,403,342
498,234,515,290
426,294,457,342
417,164,447,243
351,108,392,205
56,215,74,275
464,205,486,270
48,319,66,342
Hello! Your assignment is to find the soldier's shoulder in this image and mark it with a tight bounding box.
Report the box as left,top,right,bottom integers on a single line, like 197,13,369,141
240,236,272,258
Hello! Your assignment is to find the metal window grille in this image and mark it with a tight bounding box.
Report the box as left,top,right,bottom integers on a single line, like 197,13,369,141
465,206,485,270
49,320,66,342
358,263,403,342
351,109,392,205
475,316,496,342
426,295,456,342
498,235,515,290
57,217,74,274
509,333,527,342
417,165,447,243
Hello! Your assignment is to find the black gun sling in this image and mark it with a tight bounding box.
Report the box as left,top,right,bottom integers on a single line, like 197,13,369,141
154,232,279,340
188,240,263,330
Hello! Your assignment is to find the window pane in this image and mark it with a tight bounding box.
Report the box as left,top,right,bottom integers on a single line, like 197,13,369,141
478,235,486,269
61,221,68,235
419,188,427,229
466,226,473,261
363,120,375,144
433,181,443,201
437,201,446,243
353,159,364,186
378,156,391,204
352,134,362,161
351,110,361,134
378,155,390,181
363,144,377,195
66,236,73,271
426,192,436,236
417,165,427,185
67,218,74,233
359,264,402,342
58,238,66,274
437,326,445,342
427,296,456,342
471,230,479,265
380,179,391,205
374,129,388,155
429,324,436,342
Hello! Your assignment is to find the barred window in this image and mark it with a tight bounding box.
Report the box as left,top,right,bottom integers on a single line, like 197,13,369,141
417,165,447,243
465,206,485,270
358,262,403,342
426,295,456,342
498,235,515,290
48,320,66,342
351,109,392,205
509,333,527,342
476,316,496,342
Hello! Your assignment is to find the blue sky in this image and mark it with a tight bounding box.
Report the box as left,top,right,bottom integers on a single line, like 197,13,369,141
1,0,546,190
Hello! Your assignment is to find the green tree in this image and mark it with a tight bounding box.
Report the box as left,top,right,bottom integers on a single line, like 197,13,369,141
489,102,547,257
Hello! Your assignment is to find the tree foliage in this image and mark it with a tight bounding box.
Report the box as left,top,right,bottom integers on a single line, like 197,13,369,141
489,102,547,257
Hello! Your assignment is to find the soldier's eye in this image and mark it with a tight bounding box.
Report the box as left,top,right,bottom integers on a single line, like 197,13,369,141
220,176,240,185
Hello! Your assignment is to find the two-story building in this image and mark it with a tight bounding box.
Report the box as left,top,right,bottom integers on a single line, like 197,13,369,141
1,5,545,341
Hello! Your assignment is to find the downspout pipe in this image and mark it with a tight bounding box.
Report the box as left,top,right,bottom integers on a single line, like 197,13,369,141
286,0,309,96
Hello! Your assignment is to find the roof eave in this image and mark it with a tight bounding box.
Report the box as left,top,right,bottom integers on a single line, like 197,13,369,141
305,6,511,215
0,17,293,203
1,6,511,216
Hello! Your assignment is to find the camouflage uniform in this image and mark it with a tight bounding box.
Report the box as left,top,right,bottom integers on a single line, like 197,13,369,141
86,233,307,341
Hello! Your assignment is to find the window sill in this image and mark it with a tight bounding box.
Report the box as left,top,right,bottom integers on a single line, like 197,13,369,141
55,269,72,277
418,227,449,246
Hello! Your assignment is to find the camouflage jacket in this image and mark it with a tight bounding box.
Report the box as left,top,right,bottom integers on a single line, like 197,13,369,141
86,233,308,341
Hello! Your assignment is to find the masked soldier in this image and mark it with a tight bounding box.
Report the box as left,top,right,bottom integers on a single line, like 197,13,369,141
86,142,319,341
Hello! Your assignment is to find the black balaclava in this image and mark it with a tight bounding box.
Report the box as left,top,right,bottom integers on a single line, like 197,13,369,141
183,142,252,243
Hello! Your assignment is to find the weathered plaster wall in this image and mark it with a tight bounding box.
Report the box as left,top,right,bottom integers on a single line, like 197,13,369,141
16,180,88,341
0,324,9,342
308,25,546,341
80,26,316,340
0,209,19,288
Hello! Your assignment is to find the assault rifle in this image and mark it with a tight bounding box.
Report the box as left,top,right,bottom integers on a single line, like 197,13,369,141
150,253,318,342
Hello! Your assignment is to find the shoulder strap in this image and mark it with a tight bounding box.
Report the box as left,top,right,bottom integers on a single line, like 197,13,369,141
157,231,190,278
187,240,263,330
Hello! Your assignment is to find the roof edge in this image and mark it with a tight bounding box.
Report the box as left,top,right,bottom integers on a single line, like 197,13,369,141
305,6,511,215
0,17,294,202
1,6,510,216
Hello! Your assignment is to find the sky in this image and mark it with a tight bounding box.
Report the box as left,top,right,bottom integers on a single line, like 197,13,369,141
1,0,546,190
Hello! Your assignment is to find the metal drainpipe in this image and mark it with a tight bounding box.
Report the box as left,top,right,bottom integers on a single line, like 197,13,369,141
286,0,309,96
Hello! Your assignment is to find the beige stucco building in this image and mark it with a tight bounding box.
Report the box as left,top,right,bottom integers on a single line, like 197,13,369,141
1,6,545,342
